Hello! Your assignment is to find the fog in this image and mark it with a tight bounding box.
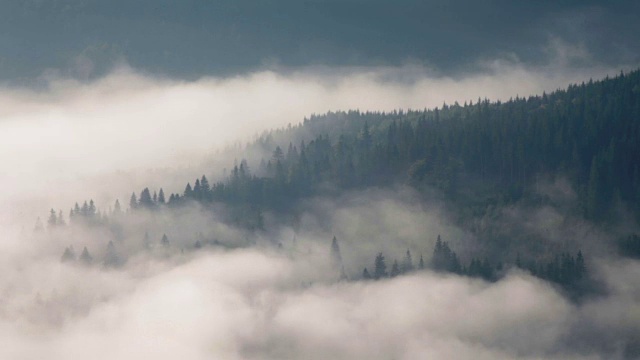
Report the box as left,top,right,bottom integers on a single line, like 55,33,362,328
1,62,639,359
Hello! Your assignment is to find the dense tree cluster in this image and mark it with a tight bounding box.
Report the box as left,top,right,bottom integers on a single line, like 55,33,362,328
51,70,629,293
60,70,640,230
516,251,587,290
360,249,425,281
148,69,640,226
354,235,587,291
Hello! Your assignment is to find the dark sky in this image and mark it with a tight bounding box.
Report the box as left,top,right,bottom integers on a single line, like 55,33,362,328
1,0,639,82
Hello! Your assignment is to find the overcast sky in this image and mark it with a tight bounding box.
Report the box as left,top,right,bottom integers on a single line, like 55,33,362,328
1,0,639,83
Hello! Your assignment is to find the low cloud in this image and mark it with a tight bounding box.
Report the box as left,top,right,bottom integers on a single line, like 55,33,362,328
1,58,639,359
1,245,637,359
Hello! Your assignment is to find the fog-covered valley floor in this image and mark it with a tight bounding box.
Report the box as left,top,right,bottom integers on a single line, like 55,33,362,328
2,64,640,359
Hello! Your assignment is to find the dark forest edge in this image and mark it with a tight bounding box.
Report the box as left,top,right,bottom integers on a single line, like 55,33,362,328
39,69,640,298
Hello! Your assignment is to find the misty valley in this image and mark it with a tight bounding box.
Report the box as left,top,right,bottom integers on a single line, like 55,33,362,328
15,70,640,358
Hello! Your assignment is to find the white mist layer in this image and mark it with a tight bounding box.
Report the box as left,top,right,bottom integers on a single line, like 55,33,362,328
1,61,638,359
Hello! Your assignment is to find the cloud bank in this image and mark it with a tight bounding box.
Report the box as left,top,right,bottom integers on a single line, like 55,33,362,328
1,61,639,359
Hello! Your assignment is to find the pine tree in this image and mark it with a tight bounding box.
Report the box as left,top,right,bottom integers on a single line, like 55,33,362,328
61,246,76,263
113,199,122,214
79,246,93,265
57,210,66,226
104,241,122,267
139,188,153,208
47,209,57,228
88,200,97,217
161,234,170,247
193,179,201,200
184,183,193,198
158,189,166,204
362,267,372,280
129,192,138,211
390,260,400,277
402,249,414,273
330,236,342,265
374,253,387,279
200,176,210,200
272,146,284,163
419,254,425,269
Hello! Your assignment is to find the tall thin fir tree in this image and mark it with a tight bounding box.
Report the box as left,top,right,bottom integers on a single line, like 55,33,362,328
374,253,388,279
47,209,57,229
129,192,138,211
57,210,66,226
158,188,166,204
330,236,343,265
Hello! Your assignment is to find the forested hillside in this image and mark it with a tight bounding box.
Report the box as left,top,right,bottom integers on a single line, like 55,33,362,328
48,70,640,294
161,69,640,222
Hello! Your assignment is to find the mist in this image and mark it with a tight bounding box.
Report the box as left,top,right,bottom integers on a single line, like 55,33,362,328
2,60,640,359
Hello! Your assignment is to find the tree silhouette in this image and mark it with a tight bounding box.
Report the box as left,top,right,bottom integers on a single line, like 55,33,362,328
373,253,387,279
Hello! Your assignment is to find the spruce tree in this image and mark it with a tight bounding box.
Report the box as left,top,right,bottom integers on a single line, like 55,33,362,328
390,260,400,277
104,241,122,267
402,250,414,273
47,209,57,228
113,199,122,214
139,188,153,208
362,267,371,280
374,253,387,279
129,192,138,211
330,236,342,265
61,246,76,262
161,234,170,247
80,246,93,265
57,210,66,226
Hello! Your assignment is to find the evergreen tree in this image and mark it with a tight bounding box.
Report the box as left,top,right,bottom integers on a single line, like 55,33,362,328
330,236,342,265
419,254,425,269
113,199,122,214
47,209,57,228
390,260,400,277
200,176,211,200
402,249,414,273
158,189,166,204
139,188,154,208
184,183,193,198
129,192,138,211
104,241,122,267
57,210,66,226
193,179,202,200
362,267,372,280
373,253,387,279
61,246,76,263
88,200,97,217
161,234,170,247
272,146,284,163
79,246,93,265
